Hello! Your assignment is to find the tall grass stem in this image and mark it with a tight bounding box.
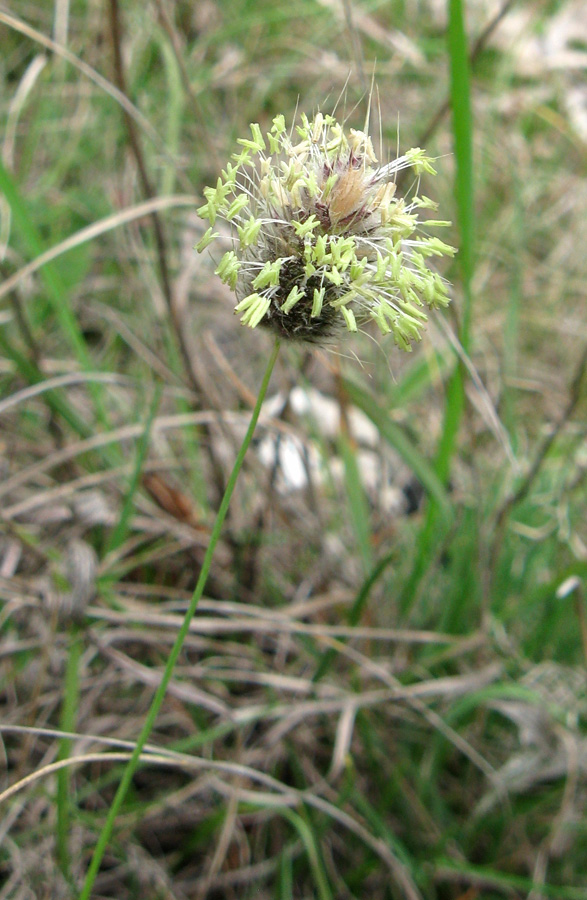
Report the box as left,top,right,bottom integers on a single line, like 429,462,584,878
78,338,281,900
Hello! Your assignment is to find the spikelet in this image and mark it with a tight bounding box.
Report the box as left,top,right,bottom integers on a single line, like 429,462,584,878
197,112,454,348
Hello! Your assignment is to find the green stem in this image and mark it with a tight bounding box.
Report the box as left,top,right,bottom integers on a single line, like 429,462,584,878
79,339,280,900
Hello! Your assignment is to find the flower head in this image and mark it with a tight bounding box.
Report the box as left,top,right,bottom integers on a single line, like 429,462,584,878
197,112,454,348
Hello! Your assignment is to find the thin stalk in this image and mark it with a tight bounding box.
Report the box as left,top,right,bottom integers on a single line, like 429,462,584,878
78,338,280,900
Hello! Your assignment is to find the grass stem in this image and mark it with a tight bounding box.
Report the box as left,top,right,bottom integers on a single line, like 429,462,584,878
78,338,280,900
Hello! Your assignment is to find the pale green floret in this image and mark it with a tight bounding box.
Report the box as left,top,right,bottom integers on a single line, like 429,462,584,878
289,139,309,161
296,114,311,140
197,200,216,225
392,325,415,351
389,252,403,282
349,258,368,283
215,251,240,290
340,305,357,332
234,292,259,314
221,162,239,186
405,148,438,176
398,313,425,344
279,160,303,191
225,194,249,221
301,171,319,198
375,302,424,350
246,296,272,328
291,215,320,238
311,286,325,318
311,113,324,142
195,227,220,252
313,235,328,265
237,123,266,154
201,182,226,218
235,293,271,328
424,220,452,228
252,259,282,290
390,211,420,237
321,172,338,200
371,305,392,335
423,277,437,305
414,195,439,210
397,298,429,322
198,178,233,225
237,215,263,249
409,251,427,272
431,273,451,307
417,237,457,258
271,114,286,135
231,147,252,167
289,181,305,209
281,285,304,313
326,122,345,155
407,270,427,293
267,132,281,154
250,123,266,151
324,266,344,286
374,253,389,281
379,204,396,227
434,237,456,256
329,236,356,268
330,289,357,309
396,269,414,299
340,249,357,271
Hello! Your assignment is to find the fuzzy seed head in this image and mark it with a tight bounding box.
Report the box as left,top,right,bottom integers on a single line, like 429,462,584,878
197,112,455,348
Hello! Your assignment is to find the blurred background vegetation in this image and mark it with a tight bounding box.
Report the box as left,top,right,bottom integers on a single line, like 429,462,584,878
1,0,587,897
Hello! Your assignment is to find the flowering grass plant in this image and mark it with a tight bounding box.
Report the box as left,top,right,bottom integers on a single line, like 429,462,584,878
198,112,454,347
4,0,587,894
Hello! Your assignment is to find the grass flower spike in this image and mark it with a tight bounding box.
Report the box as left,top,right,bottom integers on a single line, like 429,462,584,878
198,112,455,348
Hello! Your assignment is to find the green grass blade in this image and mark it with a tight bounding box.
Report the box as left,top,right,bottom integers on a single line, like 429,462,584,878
338,433,373,574
0,159,91,366
342,376,453,524
278,848,294,900
0,328,92,437
312,551,395,683
391,347,455,408
448,0,475,348
0,158,111,430
279,808,332,900
434,860,587,900
399,0,475,613
435,0,475,481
